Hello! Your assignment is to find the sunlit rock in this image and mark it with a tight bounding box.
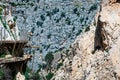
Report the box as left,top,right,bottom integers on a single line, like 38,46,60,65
52,0,120,80
16,72,25,80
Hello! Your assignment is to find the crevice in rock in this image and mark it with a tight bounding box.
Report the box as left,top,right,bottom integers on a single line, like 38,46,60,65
116,0,120,3
94,15,108,52
94,15,103,51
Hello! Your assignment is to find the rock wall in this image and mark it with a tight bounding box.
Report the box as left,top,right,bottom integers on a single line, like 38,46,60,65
52,0,120,80
12,0,99,54
6,0,100,70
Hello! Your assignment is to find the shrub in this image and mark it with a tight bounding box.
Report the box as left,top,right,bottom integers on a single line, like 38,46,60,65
72,27,75,32
73,0,82,7
65,17,71,25
73,8,78,14
0,7,3,15
76,29,82,36
31,27,35,33
36,21,43,27
24,67,42,80
57,62,63,70
61,12,65,18
45,52,54,66
80,18,84,23
88,4,97,13
34,6,38,11
85,26,90,32
0,68,4,80
46,72,54,80
47,34,51,39
52,7,59,14
40,15,45,21
0,54,5,58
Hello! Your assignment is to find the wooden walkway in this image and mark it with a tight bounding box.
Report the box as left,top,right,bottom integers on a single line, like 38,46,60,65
0,54,32,64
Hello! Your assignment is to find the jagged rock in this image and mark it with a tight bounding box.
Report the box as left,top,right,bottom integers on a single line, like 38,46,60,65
52,0,120,80
99,3,120,77
102,0,117,6
5,54,12,58
9,0,100,69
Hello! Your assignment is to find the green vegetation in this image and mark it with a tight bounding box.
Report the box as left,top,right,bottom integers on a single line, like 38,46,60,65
45,52,54,67
105,49,109,53
9,2,26,7
65,49,69,56
65,17,71,25
85,26,90,32
40,15,45,21
37,64,47,72
68,33,71,38
46,11,52,17
0,54,5,58
73,0,82,7
41,29,43,33
80,18,84,23
24,67,42,80
73,8,78,14
56,18,61,23
31,27,35,33
31,72,42,80
0,7,3,15
34,6,38,11
9,2,17,7
46,72,54,80
9,2,34,7
88,4,97,13
36,21,43,27
45,44,50,51
52,7,59,14
76,29,82,36
28,2,34,6
47,34,51,39
13,17,17,22
61,12,65,18
0,68,4,80
72,27,75,32
77,65,80,68
57,62,63,70
24,67,31,80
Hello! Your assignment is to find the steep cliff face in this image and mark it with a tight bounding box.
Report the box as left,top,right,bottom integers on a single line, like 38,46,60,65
52,0,120,80
8,0,100,70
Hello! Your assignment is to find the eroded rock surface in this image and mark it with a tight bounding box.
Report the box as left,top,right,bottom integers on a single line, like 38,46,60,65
52,0,120,80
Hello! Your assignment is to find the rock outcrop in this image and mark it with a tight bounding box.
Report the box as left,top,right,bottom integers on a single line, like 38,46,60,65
52,0,120,80
10,0,100,69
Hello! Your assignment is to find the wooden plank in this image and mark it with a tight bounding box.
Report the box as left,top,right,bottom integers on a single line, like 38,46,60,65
0,54,32,64
0,40,28,44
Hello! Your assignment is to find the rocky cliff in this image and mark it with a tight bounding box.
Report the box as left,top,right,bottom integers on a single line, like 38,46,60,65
52,0,120,80
6,0,100,70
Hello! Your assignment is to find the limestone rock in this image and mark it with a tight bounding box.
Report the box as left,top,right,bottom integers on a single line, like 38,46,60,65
16,72,25,80
5,54,12,58
102,0,117,6
53,0,120,80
